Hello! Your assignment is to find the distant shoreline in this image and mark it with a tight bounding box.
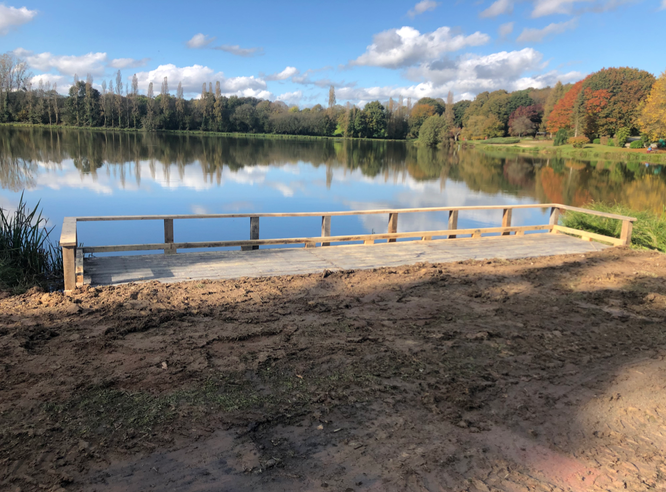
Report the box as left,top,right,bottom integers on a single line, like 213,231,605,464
0,123,411,143
464,140,666,164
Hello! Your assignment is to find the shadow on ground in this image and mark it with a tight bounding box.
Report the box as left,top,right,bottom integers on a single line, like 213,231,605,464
0,247,665,491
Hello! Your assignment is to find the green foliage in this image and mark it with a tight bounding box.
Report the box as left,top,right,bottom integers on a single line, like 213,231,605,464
0,194,62,292
562,203,666,252
554,128,569,146
568,136,590,148
593,138,601,144
607,139,616,147
629,140,644,149
418,114,449,147
615,127,631,147
480,137,521,144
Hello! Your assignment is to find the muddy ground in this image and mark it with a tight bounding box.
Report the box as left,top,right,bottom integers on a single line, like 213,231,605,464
1,247,666,492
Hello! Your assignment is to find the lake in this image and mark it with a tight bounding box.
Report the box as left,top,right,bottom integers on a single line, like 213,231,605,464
1,127,664,253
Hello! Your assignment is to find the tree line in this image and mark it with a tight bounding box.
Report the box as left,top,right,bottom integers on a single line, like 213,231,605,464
1,52,664,145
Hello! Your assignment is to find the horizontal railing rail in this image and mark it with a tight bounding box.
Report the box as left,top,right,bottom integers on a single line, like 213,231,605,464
59,203,636,292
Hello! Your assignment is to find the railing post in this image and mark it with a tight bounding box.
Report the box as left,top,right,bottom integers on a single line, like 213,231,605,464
75,249,84,287
388,213,398,243
620,219,633,246
242,216,260,251
502,208,512,236
63,245,76,292
164,219,175,254
549,207,561,229
321,215,331,247
447,210,458,239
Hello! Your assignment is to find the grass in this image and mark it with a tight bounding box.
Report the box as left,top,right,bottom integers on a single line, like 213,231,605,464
0,194,62,293
562,202,666,253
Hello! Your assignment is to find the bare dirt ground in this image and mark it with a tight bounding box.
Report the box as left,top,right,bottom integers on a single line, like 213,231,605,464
1,247,666,492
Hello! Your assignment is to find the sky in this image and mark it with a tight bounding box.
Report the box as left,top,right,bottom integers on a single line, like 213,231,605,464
1,0,665,107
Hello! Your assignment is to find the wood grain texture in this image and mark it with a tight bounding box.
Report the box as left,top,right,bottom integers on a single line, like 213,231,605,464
84,234,610,287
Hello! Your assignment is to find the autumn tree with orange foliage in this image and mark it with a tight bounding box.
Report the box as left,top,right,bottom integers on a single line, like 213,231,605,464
638,70,666,140
407,104,436,138
546,78,586,135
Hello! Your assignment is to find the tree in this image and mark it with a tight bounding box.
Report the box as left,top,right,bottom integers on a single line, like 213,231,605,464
361,101,387,138
408,104,436,138
328,86,336,109
546,78,586,135
418,114,450,147
542,81,566,131
415,97,444,115
509,105,542,136
444,91,454,127
638,70,666,139
462,114,504,139
574,67,655,137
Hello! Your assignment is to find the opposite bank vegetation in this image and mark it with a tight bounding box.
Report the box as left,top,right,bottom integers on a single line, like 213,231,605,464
2,50,665,145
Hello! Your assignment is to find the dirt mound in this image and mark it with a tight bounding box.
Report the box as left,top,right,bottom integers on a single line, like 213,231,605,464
1,248,665,491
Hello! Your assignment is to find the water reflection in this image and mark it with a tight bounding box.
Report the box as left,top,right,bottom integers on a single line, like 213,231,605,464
0,128,664,247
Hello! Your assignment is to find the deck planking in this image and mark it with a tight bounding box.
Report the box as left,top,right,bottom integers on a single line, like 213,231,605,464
83,233,609,287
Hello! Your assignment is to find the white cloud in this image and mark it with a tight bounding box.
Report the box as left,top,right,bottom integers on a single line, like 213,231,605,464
337,48,583,105
18,50,108,76
350,26,490,69
108,58,150,69
516,18,578,42
186,33,215,49
0,4,37,35
266,66,299,81
132,64,272,99
531,0,589,17
212,44,264,57
276,90,303,106
480,0,514,17
407,0,440,17
29,73,69,93
499,22,515,37
660,0,666,8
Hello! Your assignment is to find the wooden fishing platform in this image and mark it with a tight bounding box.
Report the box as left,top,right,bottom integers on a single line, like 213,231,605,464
59,204,636,290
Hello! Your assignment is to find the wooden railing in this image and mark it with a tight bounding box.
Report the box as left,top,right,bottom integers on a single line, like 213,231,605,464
59,203,636,291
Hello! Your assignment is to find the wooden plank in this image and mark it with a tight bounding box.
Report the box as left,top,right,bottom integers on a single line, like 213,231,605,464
63,246,76,292
620,220,633,246
388,213,398,243
164,219,175,255
549,206,561,226
502,209,512,236
242,216,260,251
448,210,458,239
60,217,77,247
72,203,562,222
75,249,84,288
557,205,636,222
552,225,624,246
81,224,554,253
321,215,331,247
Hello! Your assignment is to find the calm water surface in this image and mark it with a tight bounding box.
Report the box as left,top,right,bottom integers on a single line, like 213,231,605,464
1,127,664,251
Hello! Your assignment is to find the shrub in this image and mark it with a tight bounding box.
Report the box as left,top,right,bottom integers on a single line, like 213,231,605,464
615,127,631,147
593,138,601,144
607,139,615,147
0,194,62,293
482,137,521,144
554,128,569,147
568,136,590,148
629,140,644,149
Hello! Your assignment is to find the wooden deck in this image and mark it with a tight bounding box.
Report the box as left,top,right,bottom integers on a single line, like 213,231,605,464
84,233,609,286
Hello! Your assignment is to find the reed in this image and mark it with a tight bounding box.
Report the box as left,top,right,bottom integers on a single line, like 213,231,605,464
0,194,63,292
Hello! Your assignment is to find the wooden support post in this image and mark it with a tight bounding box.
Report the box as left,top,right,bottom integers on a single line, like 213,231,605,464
502,209,512,236
242,216,260,251
164,219,175,254
549,207,561,228
364,239,375,245
75,249,84,287
472,230,482,239
63,246,76,292
422,236,432,241
447,210,458,239
620,220,633,246
388,213,398,243
321,215,331,247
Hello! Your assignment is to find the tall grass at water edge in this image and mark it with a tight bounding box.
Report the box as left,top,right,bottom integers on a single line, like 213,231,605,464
0,194,63,293
562,203,666,253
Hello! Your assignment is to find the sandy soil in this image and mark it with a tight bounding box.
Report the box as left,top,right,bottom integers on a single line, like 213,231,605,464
1,248,665,492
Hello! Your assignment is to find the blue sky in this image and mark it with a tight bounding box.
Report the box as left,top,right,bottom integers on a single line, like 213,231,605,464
1,0,664,106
